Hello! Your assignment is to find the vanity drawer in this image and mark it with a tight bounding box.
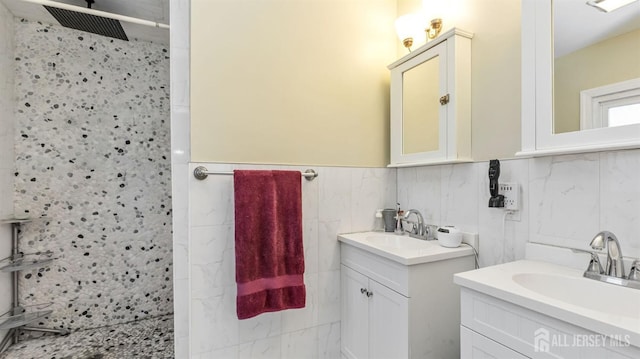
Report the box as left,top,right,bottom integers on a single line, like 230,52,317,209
461,288,640,359
461,325,528,359
341,244,409,296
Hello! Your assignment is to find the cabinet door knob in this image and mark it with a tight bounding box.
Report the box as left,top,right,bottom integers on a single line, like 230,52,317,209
360,288,367,294
366,291,373,298
439,94,450,105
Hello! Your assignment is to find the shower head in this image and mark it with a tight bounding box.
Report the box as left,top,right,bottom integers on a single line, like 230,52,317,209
22,0,169,42
44,1,129,41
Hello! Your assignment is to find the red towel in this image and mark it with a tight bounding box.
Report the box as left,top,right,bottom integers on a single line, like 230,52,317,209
233,170,306,319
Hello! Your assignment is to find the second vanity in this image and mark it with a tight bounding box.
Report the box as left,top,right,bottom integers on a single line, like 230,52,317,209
338,231,475,358
454,258,640,358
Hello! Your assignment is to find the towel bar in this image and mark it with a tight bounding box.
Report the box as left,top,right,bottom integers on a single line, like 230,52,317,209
193,166,318,181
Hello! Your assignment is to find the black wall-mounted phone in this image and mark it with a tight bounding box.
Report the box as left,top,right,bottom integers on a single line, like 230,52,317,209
488,159,504,208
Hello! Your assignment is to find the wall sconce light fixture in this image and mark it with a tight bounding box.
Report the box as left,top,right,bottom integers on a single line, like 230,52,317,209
394,13,423,51
422,0,446,39
395,14,444,52
395,14,424,51
426,18,443,39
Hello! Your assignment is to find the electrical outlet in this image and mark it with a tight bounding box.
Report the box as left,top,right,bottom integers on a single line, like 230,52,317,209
499,182,519,210
461,232,479,252
500,182,521,221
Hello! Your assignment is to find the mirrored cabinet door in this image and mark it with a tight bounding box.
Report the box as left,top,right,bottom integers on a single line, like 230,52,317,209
402,49,443,156
388,28,473,167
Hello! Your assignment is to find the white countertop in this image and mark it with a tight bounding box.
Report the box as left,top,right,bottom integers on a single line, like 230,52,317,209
454,260,640,347
337,231,474,266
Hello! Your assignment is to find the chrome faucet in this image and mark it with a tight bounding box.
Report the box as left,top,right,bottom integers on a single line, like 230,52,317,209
402,209,428,240
589,231,625,278
578,231,639,290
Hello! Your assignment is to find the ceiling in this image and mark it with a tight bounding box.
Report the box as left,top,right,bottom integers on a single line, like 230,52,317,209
0,0,170,44
554,0,640,58
3,0,636,55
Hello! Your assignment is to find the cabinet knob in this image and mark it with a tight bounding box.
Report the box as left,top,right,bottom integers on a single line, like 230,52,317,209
360,288,373,297
439,94,450,105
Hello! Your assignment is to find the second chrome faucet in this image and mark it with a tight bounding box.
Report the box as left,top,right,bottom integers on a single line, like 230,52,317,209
582,230,640,290
589,231,625,278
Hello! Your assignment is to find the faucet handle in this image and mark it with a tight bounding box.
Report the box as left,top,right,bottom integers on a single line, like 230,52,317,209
585,252,604,275
571,248,604,274
629,259,640,281
586,252,604,274
401,219,418,234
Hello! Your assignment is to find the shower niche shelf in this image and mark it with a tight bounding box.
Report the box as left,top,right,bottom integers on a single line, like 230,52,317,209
0,217,68,354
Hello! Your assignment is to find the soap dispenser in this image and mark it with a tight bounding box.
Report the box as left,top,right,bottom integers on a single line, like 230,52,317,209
373,209,385,232
394,203,404,235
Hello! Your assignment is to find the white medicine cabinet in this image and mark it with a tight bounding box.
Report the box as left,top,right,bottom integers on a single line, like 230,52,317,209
388,28,473,167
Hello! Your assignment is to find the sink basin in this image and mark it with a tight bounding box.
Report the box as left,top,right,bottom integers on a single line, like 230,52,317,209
365,234,431,250
513,273,640,319
337,231,473,265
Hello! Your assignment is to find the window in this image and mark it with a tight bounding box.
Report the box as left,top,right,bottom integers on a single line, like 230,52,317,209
580,78,640,130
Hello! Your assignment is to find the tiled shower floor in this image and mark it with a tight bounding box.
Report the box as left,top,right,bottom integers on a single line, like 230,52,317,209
0,315,173,359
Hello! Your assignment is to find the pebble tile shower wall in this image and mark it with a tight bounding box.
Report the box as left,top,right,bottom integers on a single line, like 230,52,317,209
1,16,173,356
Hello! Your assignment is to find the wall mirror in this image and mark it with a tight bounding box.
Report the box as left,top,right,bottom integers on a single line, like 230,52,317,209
554,0,640,134
402,55,441,155
520,0,640,156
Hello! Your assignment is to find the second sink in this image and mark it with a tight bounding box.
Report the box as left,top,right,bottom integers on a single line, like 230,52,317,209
513,272,640,319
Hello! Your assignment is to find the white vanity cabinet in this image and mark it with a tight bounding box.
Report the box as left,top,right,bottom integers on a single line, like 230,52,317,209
339,233,475,359
455,260,640,359
459,288,640,359
388,28,473,167
341,265,409,359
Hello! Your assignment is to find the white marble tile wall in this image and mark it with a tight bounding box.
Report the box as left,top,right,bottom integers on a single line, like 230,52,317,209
0,1,15,345
600,150,640,257
477,158,530,266
188,162,396,358
529,154,600,250
397,148,640,267
169,0,191,357
529,149,640,258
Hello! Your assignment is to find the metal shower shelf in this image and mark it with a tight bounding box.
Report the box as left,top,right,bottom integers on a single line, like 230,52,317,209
0,216,49,225
0,310,53,330
0,218,33,225
0,258,56,273
0,250,56,273
0,217,67,353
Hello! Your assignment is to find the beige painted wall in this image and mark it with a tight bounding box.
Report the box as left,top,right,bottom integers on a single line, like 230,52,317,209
191,0,522,166
397,0,522,161
191,0,397,167
554,29,640,134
